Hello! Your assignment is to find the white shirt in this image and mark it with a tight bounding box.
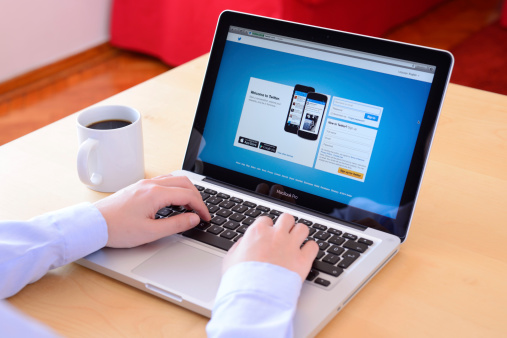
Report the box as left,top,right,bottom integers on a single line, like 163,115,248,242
0,203,300,337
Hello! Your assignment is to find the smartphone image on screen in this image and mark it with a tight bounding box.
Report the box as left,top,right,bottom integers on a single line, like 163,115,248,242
297,92,328,141
284,84,315,134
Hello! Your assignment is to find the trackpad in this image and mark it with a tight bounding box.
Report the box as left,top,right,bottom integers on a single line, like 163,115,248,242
132,241,223,303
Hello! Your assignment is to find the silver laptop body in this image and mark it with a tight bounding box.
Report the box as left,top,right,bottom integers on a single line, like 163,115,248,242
79,11,453,337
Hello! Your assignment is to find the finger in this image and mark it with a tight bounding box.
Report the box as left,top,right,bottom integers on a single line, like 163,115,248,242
290,222,310,244
153,186,210,221
243,216,273,241
144,212,201,243
250,215,274,229
301,239,319,261
273,213,295,233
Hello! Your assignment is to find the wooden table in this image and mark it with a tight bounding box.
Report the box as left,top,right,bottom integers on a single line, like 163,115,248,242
2,55,507,337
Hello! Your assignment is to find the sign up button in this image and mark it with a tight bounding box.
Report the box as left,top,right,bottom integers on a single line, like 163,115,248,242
338,167,364,180
364,113,379,121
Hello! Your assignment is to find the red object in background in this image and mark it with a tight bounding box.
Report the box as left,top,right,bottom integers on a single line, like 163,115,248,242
501,0,507,28
110,0,445,66
450,21,507,96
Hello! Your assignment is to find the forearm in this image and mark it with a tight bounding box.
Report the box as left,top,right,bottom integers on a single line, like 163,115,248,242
0,203,108,299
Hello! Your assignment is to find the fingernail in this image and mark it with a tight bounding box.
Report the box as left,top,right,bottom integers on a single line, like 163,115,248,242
189,213,200,226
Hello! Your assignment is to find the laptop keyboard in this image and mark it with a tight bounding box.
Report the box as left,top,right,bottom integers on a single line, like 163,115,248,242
156,184,374,288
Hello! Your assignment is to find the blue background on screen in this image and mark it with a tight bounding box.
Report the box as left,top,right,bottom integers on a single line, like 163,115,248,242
199,41,431,217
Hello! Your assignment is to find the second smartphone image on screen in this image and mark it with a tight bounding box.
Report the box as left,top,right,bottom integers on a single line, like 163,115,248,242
298,92,328,141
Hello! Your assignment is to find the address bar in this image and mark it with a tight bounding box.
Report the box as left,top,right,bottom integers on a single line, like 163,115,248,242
259,32,416,69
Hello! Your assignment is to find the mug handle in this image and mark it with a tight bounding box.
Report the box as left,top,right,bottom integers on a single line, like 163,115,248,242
77,138,103,186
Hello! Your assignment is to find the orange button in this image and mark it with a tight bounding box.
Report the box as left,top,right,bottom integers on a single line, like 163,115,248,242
338,167,364,179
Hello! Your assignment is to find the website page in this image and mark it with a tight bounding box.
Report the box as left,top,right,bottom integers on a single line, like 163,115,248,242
199,27,434,218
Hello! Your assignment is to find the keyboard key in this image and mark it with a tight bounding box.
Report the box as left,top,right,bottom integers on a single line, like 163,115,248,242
256,205,270,212
207,225,224,235
322,253,340,265
327,228,342,236
237,225,249,234
343,250,361,260
313,223,327,230
233,234,243,242
220,230,237,240
156,207,173,217
211,216,227,225
315,278,331,287
230,197,243,203
316,240,330,250
223,220,240,230
182,228,233,251
243,201,256,208
216,209,233,218
328,235,345,246
298,219,313,226
219,200,236,209
312,261,344,277
306,269,319,281
207,204,219,213
342,233,358,241
358,238,374,246
207,196,224,205
196,221,211,231
314,231,331,241
200,192,210,201
217,193,230,199
343,240,368,253
270,209,282,216
327,245,345,256
261,213,276,220
316,250,325,260
204,188,217,195
229,213,246,222
171,206,187,212
245,209,261,218
231,204,248,213
338,250,360,268
242,217,256,226
308,227,317,236
194,184,204,191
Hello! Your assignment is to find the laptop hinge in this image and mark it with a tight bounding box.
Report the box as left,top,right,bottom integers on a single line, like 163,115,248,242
203,177,367,232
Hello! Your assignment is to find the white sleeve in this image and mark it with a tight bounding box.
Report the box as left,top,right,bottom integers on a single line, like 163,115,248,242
0,301,60,337
0,202,108,299
206,261,302,338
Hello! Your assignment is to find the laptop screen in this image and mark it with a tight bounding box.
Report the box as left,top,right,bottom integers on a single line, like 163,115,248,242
183,12,453,241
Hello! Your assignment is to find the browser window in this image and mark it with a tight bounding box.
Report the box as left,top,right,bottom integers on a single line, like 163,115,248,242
199,25,435,221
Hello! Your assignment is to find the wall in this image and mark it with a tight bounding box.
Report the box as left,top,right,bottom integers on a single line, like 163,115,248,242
0,0,112,83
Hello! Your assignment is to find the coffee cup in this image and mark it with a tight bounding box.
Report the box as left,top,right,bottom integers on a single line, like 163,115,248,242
76,105,145,192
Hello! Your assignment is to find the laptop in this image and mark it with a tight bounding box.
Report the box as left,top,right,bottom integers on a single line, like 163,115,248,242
78,10,453,337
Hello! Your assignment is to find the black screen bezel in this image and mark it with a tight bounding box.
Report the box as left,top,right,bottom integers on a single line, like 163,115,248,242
182,11,453,242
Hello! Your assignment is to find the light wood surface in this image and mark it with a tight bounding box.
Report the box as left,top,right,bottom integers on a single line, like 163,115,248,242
2,54,507,337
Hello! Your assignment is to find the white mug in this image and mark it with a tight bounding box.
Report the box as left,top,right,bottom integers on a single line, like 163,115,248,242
76,105,145,192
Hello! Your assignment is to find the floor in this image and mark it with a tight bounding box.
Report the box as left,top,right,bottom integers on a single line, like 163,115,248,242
0,0,504,146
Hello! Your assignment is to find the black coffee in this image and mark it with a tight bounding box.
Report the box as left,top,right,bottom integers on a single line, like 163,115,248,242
87,119,132,130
